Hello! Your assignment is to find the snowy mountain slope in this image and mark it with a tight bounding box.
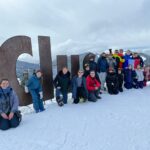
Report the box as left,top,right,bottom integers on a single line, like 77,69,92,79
0,87,150,150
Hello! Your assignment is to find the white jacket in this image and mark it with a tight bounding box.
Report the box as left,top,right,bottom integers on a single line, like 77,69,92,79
135,69,144,82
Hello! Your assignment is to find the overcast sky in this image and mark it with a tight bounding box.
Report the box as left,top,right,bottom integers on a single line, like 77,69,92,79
0,0,150,62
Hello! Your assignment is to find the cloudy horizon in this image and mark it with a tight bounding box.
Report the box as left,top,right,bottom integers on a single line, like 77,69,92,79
0,0,150,63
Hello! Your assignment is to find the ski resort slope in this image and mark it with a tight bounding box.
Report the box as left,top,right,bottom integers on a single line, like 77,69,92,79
0,87,150,150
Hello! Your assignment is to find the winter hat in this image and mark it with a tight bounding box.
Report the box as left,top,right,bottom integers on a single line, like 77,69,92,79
84,63,89,67
89,54,95,60
36,69,42,73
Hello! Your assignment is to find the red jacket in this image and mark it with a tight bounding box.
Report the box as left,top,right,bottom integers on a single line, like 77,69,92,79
86,75,100,91
118,53,124,68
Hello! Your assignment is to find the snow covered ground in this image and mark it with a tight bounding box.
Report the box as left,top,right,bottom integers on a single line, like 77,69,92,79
1,87,150,150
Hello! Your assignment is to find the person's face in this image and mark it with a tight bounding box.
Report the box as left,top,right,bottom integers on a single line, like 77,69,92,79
119,49,123,53
108,55,112,59
90,58,94,61
115,50,119,54
62,68,68,74
109,70,113,73
78,71,84,77
102,53,106,57
85,66,90,71
128,65,132,69
137,65,140,69
90,71,95,78
0,80,9,89
118,70,121,74
127,50,131,55
36,72,42,78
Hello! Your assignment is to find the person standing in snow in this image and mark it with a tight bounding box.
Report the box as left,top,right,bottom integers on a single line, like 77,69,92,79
118,49,125,69
83,64,90,78
113,50,124,73
72,70,88,104
54,67,71,105
135,65,144,89
27,70,45,113
97,52,109,91
86,70,101,102
0,79,21,130
132,52,144,69
88,55,101,83
123,50,133,69
107,54,117,72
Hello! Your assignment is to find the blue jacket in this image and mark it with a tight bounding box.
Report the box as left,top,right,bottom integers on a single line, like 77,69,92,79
123,54,132,68
0,87,19,114
27,75,42,92
124,69,137,83
72,76,88,99
97,56,109,73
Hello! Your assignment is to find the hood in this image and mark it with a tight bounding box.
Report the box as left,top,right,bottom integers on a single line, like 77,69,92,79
58,70,70,78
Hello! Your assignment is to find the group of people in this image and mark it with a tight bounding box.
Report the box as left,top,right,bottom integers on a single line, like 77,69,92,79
0,49,150,130
53,49,147,104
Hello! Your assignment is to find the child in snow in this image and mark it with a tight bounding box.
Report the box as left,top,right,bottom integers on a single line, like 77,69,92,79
117,68,124,92
72,70,88,104
0,79,21,130
27,70,45,113
135,65,144,89
86,70,101,102
106,67,119,95
54,67,71,105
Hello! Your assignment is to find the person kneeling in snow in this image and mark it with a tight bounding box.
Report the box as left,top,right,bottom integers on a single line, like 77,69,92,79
54,67,71,105
27,70,45,113
106,67,119,95
86,70,101,102
117,68,124,92
0,79,21,130
72,70,88,104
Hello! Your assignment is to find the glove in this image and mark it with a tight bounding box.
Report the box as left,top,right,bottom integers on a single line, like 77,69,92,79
39,92,43,99
24,86,29,93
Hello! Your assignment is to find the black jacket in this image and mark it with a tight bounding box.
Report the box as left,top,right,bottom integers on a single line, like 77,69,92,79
53,71,71,93
106,72,118,88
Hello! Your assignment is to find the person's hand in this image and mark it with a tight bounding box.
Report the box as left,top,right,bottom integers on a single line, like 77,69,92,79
9,112,14,120
1,113,9,119
24,86,29,93
95,87,98,90
39,92,43,99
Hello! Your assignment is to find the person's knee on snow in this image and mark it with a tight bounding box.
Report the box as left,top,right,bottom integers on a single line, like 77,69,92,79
106,67,119,95
72,70,88,104
0,79,20,130
86,70,101,102
54,67,71,106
